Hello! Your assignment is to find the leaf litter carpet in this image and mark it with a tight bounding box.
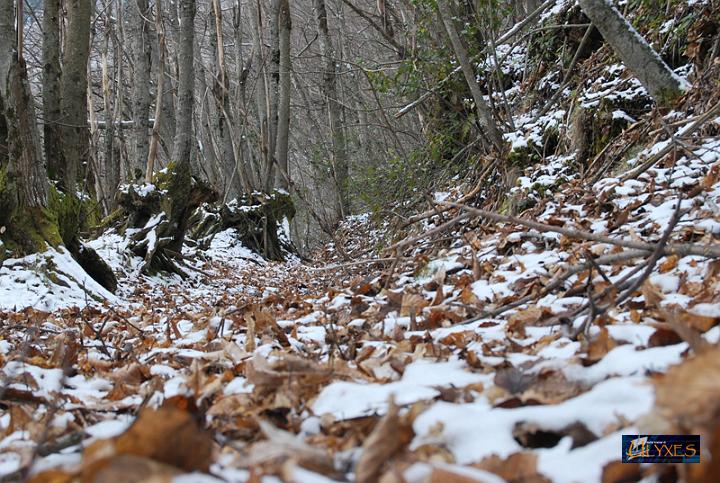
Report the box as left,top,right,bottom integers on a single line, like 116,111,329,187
3,142,720,481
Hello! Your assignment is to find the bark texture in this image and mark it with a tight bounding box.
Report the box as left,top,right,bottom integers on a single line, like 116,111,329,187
42,0,63,181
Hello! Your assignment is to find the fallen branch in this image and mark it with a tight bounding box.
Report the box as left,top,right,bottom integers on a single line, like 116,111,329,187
307,257,401,272
620,99,720,181
442,202,720,258
460,248,650,324
383,212,470,253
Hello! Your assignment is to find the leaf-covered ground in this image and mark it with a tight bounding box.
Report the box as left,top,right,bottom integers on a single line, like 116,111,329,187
2,131,720,482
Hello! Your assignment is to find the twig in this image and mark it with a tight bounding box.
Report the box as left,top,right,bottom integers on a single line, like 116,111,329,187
605,195,683,309
384,212,470,253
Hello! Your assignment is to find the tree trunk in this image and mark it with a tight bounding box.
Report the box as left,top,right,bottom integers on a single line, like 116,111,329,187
171,0,195,164
274,0,291,192
210,0,240,199
42,0,63,181
578,0,686,106
60,0,92,191
168,0,196,253
7,60,49,210
131,0,152,175
437,0,503,150
146,0,166,182
314,0,348,218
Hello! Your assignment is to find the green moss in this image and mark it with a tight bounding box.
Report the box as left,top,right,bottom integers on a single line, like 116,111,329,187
0,162,63,254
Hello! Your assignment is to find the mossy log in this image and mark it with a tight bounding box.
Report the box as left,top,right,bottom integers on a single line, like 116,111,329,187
113,165,218,275
190,191,295,261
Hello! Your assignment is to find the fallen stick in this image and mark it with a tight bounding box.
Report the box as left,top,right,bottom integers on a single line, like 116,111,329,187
442,202,720,258
306,257,400,272
620,99,720,181
459,248,650,324
384,212,470,253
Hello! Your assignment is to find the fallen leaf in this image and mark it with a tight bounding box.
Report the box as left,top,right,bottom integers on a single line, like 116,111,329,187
355,398,413,483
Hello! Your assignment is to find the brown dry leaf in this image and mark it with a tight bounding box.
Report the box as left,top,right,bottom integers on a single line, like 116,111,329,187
676,307,718,332
585,327,618,363
647,326,683,347
401,292,429,316
507,306,548,326
640,281,664,309
429,464,506,483
521,370,583,405
109,362,150,386
355,398,413,483
108,403,213,472
82,454,182,483
475,452,551,483
658,255,679,273
26,470,75,483
601,460,641,483
642,346,720,443
659,307,713,353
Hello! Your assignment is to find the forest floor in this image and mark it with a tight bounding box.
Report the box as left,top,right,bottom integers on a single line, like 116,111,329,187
3,1,720,479
2,133,720,483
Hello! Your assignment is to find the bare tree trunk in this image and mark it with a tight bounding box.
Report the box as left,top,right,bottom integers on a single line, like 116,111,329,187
210,0,240,198
61,0,92,191
42,0,63,181
167,0,196,252
578,0,686,106
131,0,152,174
437,0,503,150
146,0,166,182
314,0,348,218
171,0,194,164
274,0,291,192
0,1,13,95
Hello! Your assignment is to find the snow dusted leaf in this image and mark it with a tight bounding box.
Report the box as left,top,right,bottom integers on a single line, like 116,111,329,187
244,420,337,477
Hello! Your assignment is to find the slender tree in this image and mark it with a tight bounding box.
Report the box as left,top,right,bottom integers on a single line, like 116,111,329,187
167,0,196,252
60,0,92,191
131,0,153,176
437,0,503,150
314,0,348,217
275,0,291,192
